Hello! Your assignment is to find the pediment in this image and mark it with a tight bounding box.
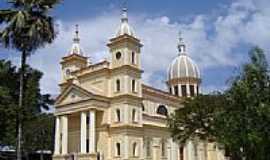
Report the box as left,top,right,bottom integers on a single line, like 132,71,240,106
55,84,94,106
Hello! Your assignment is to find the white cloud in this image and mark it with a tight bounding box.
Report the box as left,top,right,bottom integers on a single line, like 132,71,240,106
5,0,270,95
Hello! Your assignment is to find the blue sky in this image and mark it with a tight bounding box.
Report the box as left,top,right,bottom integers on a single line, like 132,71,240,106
1,0,270,96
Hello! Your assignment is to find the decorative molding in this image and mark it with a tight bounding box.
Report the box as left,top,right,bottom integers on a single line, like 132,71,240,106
167,77,201,85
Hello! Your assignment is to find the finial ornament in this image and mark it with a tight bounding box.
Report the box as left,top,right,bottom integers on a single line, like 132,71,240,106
178,30,186,55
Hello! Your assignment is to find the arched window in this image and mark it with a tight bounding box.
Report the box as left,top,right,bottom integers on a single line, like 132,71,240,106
132,79,136,92
181,85,187,97
65,69,71,76
116,52,122,60
132,51,135,64
132,142,137,156
86,139,89,153
116,79,120,92
86,115,89,125
146,138,151,157
174,85,178,96
116,143,121,156
161,140,166,157
116,109,121,122
190,85,195,97
141,103,145,111
132,109,137,122
157,105,168,116
179,146,184,160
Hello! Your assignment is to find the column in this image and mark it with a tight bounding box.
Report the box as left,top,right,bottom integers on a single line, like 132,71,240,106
171,85,175,95
108,137,112,159
187,84,191,97
89,110,96,153
188,141,194,160
179,85,182,97
194,84,198,96
167,139,172,160
124,135,129,159
172,142,179,160
80,112,87,153
140,138,144,159
54,116,60,155
62,115,68,154
152,138,160,160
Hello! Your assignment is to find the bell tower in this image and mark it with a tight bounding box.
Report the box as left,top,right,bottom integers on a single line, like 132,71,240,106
60,25,87,85
107,7,143,97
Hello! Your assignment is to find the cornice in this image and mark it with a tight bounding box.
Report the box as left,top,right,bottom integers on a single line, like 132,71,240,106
142,84,183,104
167,77,201,85
60,54,87,64
107,34,143,47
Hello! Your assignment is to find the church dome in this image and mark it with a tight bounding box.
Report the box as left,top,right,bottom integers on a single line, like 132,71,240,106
115,8,136,37
168,54,200,80
167,34,200,81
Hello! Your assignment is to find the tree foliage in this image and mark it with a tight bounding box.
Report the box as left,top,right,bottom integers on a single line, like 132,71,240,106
0,0,61,53
0,59,54,154
0,1,60,159
169,47,270,160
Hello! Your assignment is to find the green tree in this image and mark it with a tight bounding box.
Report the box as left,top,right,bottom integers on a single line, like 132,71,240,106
0,60,54,158
0,0,60,159
169,47,270,160
0,60,18,147
23,113,55,160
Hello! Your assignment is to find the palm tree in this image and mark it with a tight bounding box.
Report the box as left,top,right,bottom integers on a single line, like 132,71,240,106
0,0,60,159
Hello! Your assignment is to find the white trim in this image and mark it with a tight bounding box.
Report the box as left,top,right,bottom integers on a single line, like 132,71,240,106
61,116,68,154
89,110,96,153
54,116,60,155
80,112,87,153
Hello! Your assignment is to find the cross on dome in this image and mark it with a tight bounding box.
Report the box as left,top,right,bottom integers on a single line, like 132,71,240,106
177,31,186,55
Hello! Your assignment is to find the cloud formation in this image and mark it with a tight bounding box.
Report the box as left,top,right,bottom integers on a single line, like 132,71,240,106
6,0,270,95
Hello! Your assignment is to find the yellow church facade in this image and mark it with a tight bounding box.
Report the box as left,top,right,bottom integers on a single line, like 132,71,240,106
53,8,226,160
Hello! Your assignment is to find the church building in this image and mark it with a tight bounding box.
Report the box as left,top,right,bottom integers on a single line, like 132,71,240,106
53,7,225,160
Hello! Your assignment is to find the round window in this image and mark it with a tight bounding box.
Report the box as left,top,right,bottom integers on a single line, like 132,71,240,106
157,105,168,116
66,69,71,76
116,52,122,60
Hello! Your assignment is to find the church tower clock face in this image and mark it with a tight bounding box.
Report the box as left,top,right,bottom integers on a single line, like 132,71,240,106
65,69,71,77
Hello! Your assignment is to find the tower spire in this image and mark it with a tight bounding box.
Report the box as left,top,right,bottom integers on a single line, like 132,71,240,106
69,24,83,55
178,31,186,55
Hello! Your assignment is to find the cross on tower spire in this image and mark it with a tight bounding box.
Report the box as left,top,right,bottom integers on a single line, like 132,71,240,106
121,0,128,22
73,24,80,43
